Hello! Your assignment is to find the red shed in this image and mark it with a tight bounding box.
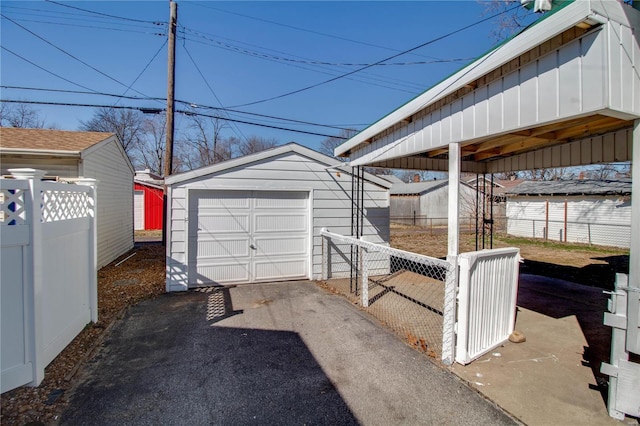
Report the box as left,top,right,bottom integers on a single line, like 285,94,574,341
134,170,164,230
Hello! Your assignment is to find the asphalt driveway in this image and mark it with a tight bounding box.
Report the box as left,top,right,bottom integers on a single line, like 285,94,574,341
61,281,515,425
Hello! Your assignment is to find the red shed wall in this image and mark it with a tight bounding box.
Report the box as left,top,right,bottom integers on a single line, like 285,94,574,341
134,183,164,230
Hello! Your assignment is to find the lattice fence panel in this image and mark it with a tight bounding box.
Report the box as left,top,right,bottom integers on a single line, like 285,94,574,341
41,189,90,222
0,187,27,226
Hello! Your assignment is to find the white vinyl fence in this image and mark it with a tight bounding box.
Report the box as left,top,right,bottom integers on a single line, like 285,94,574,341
320,230,521,366
1,169,97,393
455,248,521,364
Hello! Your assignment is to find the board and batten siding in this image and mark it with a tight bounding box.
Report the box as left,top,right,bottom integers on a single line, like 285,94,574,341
506,195,631,248
81,139,134,268
166,150,390,291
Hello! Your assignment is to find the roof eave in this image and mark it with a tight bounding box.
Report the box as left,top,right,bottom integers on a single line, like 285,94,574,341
0,147,82,158
334,0,597,158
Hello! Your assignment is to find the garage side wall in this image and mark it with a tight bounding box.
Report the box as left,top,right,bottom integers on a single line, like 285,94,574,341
82,140,134,267
166,152,390,291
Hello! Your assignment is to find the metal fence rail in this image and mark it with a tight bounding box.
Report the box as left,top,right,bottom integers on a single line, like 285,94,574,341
321,230,452,360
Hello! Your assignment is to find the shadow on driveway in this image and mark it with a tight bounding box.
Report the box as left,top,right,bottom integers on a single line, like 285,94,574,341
61,291,357,425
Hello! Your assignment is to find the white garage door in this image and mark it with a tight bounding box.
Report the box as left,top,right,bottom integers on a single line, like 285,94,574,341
188,190,309,285
134,190,145,230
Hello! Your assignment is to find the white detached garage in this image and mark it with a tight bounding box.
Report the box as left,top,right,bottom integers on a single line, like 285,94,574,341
165,143,391,291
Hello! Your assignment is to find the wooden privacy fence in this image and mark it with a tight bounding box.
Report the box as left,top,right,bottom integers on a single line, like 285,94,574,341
1,169,97,393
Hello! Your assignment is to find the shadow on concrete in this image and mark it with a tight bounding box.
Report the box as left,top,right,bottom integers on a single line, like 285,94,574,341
60,291,358,425
516,274,612,400
519,254,629,290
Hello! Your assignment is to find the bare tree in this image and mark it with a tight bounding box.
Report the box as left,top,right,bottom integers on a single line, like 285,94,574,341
479,0,537,41
238,136,278,156
318,129,357,159
79,107,146,159
520,167,574,181
135,116,166,175
0,102,46,128
585,163,621,180
179,115,238,170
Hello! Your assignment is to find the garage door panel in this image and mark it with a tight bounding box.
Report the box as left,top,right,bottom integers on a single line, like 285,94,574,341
254,236,307,257
194,262,250,284
196,238,250,258
254,214,307,233
255,192,308,208
190,190,309,286
198,214,249,233
198,191,250,209
253,258,308,282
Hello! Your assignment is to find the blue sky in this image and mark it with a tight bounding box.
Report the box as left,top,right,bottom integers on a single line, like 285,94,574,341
1,1,536,152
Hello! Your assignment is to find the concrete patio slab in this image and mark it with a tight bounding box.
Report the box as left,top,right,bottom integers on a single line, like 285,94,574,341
451,274,636,426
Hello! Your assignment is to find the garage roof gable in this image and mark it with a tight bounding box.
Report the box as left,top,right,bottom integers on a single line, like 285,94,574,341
166,142,392,189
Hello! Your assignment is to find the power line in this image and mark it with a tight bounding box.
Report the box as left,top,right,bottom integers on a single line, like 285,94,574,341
1,14,160,102
43,0,162,25
229,5,520,108
114,40,167,106
0,99,350,140
1,85,357,131
1,17,166,37
184,1,446,62
0,46,101,94
180,27,473,67
181,34,420,95
182,42,249,143
178,26,428,92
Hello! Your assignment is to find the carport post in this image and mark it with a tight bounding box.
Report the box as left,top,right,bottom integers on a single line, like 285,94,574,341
627,119,640,353
442,142,461,365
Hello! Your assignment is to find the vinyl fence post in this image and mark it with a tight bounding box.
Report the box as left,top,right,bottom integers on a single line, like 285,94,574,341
442,256,458,365
10,168,46,386
361,246,369,308
77,178,98,323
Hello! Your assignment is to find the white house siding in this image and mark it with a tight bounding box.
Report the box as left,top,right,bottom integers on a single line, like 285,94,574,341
0,155,79,178
81,139,134,267
507,195,631,248
166,151,390,291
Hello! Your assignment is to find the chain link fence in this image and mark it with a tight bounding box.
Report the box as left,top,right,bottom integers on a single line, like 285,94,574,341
390,215,507,234
320,230,454,362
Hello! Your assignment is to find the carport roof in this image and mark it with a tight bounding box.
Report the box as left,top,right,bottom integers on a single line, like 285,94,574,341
334,1,639,173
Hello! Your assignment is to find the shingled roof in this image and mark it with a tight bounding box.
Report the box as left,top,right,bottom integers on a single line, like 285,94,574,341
506,179,632,196
0,127,114,152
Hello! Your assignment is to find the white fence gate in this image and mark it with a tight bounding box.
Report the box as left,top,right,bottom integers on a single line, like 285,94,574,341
1,169,97,393
455,248,521,364
320,230,521,366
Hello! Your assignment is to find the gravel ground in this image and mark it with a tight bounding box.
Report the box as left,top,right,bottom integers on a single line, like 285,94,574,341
0,243,166,426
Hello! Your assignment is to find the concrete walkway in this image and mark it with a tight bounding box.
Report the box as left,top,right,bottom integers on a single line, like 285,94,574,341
452,274,630,426
61,281,514,425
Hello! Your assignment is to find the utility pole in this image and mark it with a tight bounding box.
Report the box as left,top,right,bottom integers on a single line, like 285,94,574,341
163,1,177,246
164,1,177,177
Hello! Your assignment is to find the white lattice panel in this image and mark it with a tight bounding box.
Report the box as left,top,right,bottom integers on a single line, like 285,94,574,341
0,188,27,226
41,189,90,222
